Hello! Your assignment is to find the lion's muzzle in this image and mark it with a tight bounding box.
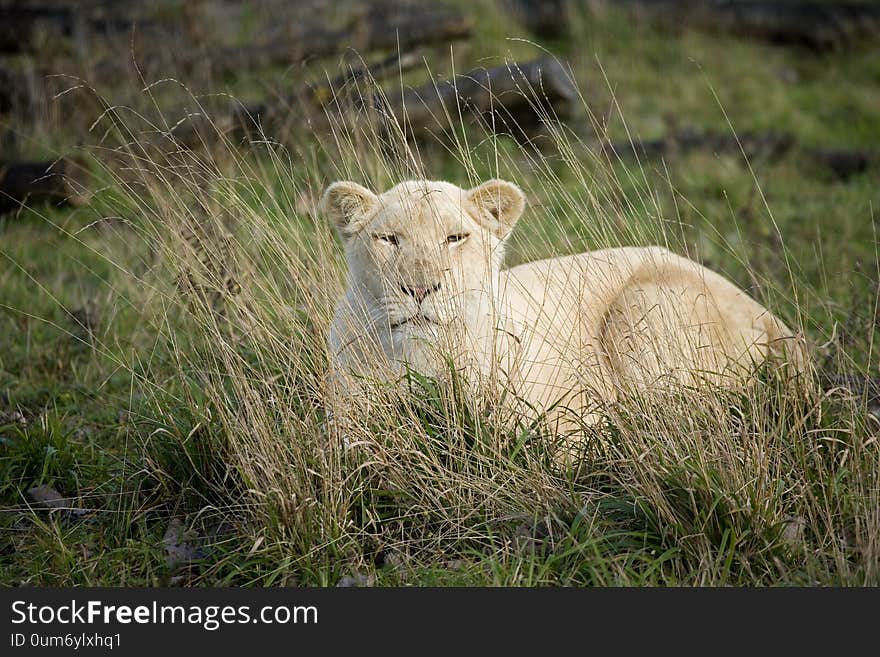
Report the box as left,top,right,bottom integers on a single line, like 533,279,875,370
400,282,441,303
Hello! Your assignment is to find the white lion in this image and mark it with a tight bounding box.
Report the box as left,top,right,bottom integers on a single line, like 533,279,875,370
323,178,805,446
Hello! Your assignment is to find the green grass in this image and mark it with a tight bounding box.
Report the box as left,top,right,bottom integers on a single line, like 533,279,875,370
1,2,878,586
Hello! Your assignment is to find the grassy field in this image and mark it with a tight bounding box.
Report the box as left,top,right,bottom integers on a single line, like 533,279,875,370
1,1,879,586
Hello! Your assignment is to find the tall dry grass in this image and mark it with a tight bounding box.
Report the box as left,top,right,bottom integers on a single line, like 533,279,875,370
75,56,879,585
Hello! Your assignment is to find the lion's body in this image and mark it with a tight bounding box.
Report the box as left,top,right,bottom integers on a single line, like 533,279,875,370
496,247,795,420
323,179,803,434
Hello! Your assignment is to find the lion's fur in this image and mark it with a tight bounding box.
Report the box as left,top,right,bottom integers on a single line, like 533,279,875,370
323,178,805,438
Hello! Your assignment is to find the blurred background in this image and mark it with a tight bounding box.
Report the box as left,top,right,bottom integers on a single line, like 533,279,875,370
2,1,878,178
2,0,878,271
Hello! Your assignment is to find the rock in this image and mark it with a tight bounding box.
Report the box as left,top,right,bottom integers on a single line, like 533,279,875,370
336,572,374,587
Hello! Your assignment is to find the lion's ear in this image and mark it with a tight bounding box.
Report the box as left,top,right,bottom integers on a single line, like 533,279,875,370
321,181,379,237
467,179,526,239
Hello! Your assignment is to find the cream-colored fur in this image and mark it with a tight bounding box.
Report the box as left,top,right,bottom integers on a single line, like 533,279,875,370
323,178,804,439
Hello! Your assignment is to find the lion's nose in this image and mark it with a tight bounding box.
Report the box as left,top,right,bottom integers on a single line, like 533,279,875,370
401,282,441,303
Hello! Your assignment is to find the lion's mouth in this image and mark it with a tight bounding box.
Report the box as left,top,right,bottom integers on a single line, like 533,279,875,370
390,313,435,330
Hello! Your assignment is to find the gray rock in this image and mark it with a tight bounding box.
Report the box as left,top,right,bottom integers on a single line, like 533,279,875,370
336,572,374,587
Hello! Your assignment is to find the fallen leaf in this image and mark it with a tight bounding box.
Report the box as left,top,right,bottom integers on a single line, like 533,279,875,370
163,518,206,568
782,516,806,546
27,484,66,509
26,485,89,520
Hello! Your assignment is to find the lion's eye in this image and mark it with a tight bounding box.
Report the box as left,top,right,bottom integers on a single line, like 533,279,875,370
373,234,400,247
446,233,469,245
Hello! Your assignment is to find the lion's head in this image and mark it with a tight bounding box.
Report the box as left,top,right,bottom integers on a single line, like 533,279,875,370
321,179,526,332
